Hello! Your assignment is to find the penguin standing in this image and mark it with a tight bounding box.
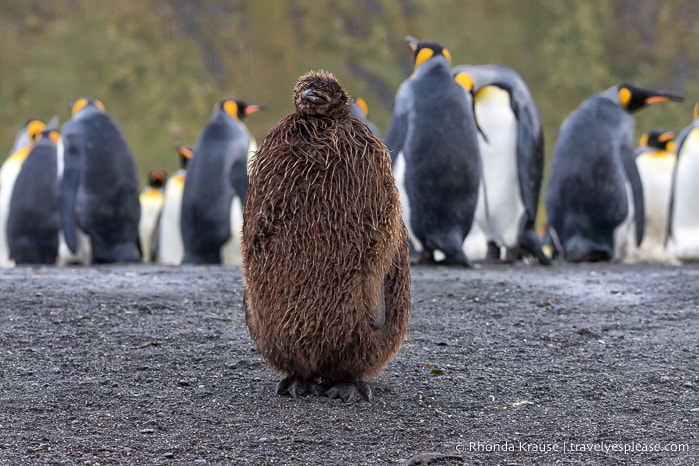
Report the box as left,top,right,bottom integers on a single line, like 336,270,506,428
545,84,683,262
157,146,191,265
632,129,677,262
669,103,699,261
138,169,167,263
60,98,141,264
452,64,550,264
384,37,481,266
180,99,263,264
0,119,46,267
7,129,60,264
243,70,410,401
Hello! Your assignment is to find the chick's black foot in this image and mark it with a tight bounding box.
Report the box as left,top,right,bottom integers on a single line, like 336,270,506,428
325,381,372,402
276,377,325,398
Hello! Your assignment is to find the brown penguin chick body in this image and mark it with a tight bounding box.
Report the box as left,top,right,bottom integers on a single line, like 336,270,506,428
242,70,411,401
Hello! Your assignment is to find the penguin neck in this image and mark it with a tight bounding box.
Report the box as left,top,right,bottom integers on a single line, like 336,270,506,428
411,56,450,80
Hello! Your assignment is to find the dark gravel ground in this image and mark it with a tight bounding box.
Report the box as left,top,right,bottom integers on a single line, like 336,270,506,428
0,262,697,466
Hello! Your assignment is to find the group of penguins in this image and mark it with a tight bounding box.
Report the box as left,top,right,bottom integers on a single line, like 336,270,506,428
2,36,699,268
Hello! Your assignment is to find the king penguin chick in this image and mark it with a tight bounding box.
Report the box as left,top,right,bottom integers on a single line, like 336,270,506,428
138,168,167,263
61,98,141,263
384,37,481,266
180,99,264,264
668,103,699,261
632,129,677,262
545,84,683,262
7,129,60,264
0,119,46,267
242,70,411,402
452,64,550,265
157,146,191,265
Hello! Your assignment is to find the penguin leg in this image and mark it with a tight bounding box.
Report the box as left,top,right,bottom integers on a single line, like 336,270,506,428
276,377,324,398
325,381,372,402
485,241,502,262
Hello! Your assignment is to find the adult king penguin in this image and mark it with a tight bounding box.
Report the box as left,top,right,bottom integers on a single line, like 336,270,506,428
633,129,677,262
452,64,550,264
61,98,141,263
7,129,60,264
545,84,683,262
0,119,46,267
180,99,264,264
668,103,699,261
384,37,481,266
157,146,191,265
138,168,167,263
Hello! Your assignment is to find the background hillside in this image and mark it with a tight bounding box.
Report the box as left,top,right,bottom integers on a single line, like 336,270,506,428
2,0,699,224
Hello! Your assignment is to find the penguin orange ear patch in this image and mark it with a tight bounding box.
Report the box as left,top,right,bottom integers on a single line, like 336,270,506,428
639,133,649,147
618,87,632,109
667,141,677,153
694,102,699,119
454,72,474,92
355,98,369,118
415,48,434,68
71,98,89,117
442,48,452,63
95,100,105,111
26,120,46,141
223,100,240,119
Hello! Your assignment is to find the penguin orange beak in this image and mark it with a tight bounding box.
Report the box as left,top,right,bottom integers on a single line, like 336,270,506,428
244,104,266,116
646,92,684,106
645,96,670,105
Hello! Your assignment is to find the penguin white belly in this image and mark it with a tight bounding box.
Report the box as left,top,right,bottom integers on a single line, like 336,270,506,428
613,180,636,261
635,151,676,261
57,229,91,265
671,129,699,261
138,190,164,263
0,151,30,268
158,172,185,265
221,195,243,265
392,151,422,253
472,86,524,248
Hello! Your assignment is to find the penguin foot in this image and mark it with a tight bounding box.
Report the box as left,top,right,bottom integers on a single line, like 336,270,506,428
325,381,372,402
276,377,325,398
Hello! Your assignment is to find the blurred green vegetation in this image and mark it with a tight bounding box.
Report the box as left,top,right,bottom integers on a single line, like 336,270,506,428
2,0,698,225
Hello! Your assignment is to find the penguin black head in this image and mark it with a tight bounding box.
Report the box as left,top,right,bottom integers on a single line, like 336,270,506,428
70,98,105,117
618,84,684,113
293,70,349,118
176,145,193,169
405,36,452,69
147,169,167,189
218,99,266,121
640,129,677,153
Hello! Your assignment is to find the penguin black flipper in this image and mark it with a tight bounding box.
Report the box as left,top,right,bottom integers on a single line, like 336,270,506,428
228,134,251,203
383,83,412,164
59,121,82,254
621,146,645,246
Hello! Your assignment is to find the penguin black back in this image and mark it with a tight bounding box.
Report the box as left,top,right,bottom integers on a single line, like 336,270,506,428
180,99,263,264
7,130,60,264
